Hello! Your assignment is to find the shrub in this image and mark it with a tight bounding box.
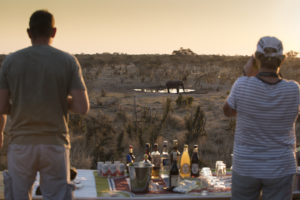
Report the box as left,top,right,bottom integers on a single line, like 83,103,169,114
176,95,194,107
185,106,206,144
101,89,106,97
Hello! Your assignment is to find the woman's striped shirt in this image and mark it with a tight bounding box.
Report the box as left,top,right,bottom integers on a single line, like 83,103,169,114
227,76,300,178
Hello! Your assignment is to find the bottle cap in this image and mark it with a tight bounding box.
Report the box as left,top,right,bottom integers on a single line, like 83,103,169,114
194,145,198,148
184,144,188,148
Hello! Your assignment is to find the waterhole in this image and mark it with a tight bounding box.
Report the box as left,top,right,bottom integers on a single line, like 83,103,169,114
134,88,195,94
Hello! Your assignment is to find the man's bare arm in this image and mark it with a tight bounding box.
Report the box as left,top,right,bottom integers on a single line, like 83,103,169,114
68,89,89,114
223,102,237,117
0,115,7,148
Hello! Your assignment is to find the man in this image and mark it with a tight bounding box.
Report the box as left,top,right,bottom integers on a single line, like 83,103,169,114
0,10,89,199
223,36,300,200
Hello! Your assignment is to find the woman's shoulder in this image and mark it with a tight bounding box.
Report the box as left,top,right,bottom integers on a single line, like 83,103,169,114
235,76,258,84
281,79,300,89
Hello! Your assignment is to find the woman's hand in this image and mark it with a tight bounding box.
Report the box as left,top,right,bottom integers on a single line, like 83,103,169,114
243,56,259,77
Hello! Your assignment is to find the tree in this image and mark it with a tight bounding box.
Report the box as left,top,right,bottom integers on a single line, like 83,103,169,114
286,50,298,58
172,47,197,56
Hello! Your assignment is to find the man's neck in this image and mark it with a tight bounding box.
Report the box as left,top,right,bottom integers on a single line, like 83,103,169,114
31,37,52,46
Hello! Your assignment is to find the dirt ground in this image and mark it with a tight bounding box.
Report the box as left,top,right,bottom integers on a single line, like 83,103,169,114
73,54,300,169
1,54,299,170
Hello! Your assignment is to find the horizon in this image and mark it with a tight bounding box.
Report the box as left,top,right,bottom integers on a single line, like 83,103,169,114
1,0,300,55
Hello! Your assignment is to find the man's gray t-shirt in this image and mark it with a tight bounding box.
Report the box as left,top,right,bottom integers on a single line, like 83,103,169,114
0,45,86,147
227,76,300,178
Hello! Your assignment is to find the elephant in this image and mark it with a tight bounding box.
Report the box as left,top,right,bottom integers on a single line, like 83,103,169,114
166,80,185,94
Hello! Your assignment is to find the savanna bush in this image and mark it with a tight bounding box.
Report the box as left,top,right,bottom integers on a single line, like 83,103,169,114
176,95,194,107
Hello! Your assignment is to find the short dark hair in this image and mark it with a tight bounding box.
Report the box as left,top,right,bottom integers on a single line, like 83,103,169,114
29,10,55,38
255,52,284,70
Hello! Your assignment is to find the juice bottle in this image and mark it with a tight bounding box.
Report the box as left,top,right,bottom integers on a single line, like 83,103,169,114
180,144,190,178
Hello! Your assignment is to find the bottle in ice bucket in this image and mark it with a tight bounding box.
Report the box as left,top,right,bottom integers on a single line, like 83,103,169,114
126,145,135,175
160,140,170,176
191,145,200,177
145,143,152,162
126,145,135,164
143,154,151,164
151,143,161,179
169,152,179,190
180,144,190,178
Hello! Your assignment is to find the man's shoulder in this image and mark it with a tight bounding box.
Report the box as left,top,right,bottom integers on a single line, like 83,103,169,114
48,46,76,60
3,46,31,62
6,46,77,62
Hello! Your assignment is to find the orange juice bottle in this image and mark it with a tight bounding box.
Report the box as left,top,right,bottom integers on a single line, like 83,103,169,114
180,144,190,178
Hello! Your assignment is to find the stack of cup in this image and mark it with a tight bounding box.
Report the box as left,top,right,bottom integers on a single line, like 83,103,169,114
97,161,126,177
97,161,104,176
215,161,226,177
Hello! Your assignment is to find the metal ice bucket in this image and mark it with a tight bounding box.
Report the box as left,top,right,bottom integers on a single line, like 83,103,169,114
128,162,153,193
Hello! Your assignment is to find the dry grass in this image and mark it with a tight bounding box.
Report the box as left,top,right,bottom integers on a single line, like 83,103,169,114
0,54,299,170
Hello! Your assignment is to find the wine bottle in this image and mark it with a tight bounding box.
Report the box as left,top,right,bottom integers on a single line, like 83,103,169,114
169,152,179,190
191,145,200,177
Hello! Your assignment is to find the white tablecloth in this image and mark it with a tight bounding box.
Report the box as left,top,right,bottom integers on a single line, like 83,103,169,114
32,169,97,198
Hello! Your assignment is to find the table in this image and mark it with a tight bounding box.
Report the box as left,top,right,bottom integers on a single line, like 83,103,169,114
1,170,300,200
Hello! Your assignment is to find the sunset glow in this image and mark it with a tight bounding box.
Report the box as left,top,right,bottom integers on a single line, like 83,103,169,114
1,0,300,55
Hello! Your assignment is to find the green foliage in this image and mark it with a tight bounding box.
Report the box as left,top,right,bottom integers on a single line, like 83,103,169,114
176,95,194,107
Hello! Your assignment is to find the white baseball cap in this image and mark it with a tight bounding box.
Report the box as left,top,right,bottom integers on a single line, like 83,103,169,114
256,36,284,58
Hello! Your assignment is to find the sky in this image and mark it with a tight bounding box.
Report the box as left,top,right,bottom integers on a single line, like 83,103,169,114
1,0,300,55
